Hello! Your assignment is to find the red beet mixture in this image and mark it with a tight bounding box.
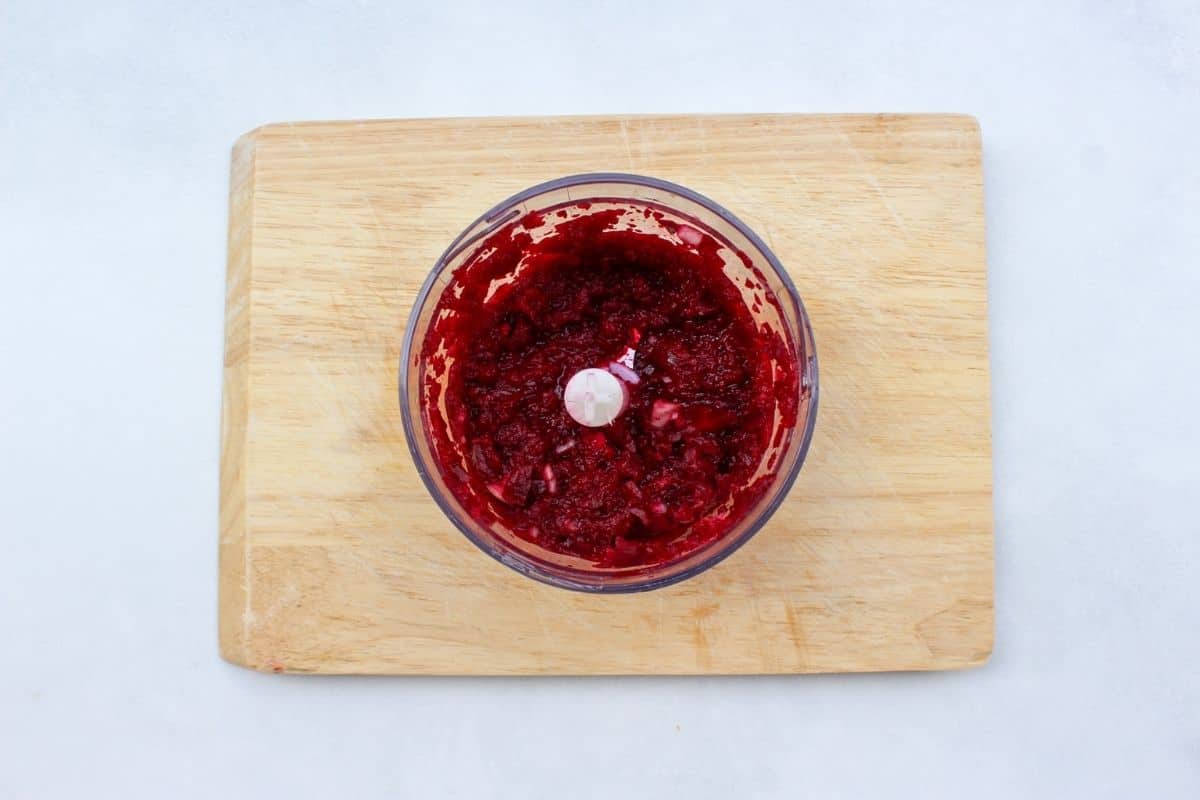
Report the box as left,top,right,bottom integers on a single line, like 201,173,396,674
421,204,798,569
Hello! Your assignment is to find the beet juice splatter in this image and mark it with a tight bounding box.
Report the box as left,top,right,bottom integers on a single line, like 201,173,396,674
420,203,799,569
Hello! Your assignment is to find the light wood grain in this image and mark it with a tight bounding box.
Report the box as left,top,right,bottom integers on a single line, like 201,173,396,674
219,113,993,674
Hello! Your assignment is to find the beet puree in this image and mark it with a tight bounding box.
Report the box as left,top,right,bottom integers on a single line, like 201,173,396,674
421,203,798,569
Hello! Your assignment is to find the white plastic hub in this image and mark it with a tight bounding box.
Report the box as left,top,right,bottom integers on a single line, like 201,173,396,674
563,368,628,427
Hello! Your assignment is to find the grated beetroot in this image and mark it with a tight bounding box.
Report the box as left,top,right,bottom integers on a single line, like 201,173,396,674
421,204,798,569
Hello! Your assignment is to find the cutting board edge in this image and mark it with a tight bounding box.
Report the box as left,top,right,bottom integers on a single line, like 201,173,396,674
229,111,983,141
218,133,256,667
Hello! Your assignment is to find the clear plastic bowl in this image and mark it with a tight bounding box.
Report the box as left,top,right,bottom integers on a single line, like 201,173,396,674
400,174,818,592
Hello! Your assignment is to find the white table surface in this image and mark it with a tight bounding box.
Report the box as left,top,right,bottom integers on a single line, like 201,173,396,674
3,1,1198,797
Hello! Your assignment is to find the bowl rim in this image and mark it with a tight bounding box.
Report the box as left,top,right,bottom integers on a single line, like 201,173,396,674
399,172,819,593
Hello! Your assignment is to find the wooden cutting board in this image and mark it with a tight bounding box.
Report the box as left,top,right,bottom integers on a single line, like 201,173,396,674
220,113,993,675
